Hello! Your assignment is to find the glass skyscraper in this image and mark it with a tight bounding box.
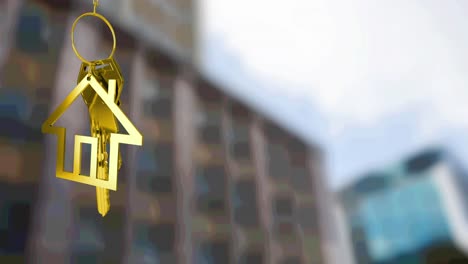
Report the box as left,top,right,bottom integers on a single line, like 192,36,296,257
339,148,468,264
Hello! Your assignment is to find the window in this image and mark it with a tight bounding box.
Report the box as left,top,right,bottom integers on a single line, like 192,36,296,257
133,223,176,264
290,167,310,192
3,202,31,254
0,91,42,141
1,2,66,144
72,208,125,263
280,256,301,264
273,197,294,218
143,97,173,118
28,103,48,129
264,123,283,142
15,5,49,54
272,196,296,237
229,122,249,144
238,252,263,264
137,143,173,175
137,223,175,251
141,71,173,119
228,117,251,161
102,210,125,261
231,141,251,161
267,143,290,180
152,223,176,253
136,147,158,173
136,171,173,194
200,125,222,144
233,180,259,227
136,143,174,194
0,184,36,255
0,91,30,121
72,209,105,261
196,240,230,264
198,107,222,129
0,115,42,142
296,204,317,230
196,166,226,213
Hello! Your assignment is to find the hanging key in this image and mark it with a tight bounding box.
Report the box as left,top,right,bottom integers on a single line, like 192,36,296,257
41,1,142,218
79,59,124,217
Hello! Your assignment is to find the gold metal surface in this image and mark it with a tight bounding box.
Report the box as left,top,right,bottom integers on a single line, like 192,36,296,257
42,74,142,190
71,12,116,65
82,58,125,216
42,1,142,217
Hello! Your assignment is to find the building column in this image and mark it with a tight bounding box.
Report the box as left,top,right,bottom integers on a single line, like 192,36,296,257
251,117,275,264
122,44,145,264
174,67,197,264
26,10,102,264
307,150,339,264
333,202,357,264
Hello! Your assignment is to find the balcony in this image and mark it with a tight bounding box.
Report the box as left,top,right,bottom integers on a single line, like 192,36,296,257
194,143,224,166
132,191,176,223
192,213,231,239
234,226,265,250
141,118,174,143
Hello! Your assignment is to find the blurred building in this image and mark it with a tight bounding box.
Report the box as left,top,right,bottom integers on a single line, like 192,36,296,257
336,147,468,264
0,0,335,263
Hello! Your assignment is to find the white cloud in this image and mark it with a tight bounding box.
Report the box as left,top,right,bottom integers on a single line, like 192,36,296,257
200,0,468,186
201,0,468,135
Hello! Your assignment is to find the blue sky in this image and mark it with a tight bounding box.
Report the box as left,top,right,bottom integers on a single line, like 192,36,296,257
197,0,468,189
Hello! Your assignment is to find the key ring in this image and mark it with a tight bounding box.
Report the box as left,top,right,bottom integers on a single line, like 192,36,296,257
70,11,116,65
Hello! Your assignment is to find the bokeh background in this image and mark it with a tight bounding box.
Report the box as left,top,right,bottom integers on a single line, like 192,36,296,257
0,0,468,263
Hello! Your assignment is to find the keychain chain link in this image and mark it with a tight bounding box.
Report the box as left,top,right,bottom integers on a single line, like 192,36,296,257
93,0,99,13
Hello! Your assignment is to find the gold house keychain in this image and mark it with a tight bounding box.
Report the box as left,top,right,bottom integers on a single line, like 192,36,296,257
42,0,143,217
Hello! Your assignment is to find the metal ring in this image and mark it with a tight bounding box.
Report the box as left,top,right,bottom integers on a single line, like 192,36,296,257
71,12,116,65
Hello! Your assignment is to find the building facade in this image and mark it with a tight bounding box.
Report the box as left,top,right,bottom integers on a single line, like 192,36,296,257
0,0,334,263
337,148,468,264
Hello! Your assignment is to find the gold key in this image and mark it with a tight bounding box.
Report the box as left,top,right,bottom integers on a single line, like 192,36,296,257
93,125,111,216
79,58,124,217
41,0,142,217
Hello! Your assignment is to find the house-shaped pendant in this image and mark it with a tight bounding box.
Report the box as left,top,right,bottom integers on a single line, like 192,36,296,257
42,59,143,191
